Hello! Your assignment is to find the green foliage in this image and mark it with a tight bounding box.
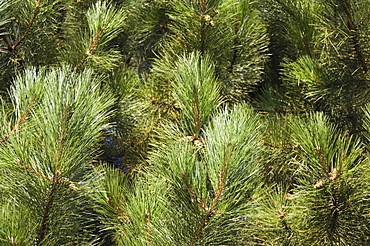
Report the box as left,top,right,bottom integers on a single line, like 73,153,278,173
258,114,300,186
258,0,370,131
70,0,126,71
0,66,115,244
122,0,170,63
172,52,222,138
1,0,370,245
148,104,263,245
161,0,269,101
287,113,370,245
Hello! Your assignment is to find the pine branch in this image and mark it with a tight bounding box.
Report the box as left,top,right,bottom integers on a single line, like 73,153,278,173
17,159,52,181
74,26,105,71
106,197,130,221
35,174,79,245
315,145,330,178
227,20,240,73
273,0,314,58
172,52,221,137
199,0,207,55
9,0,41,52
11,100,34,134
277,208,291,230
72,1,125,71
189,212,214,246
342,0,368,73
54,104,71,171
189,143,232,246
16,158,78,186
145,210,152,246
192,88,201,139
186,185,207,211
212,142,231,207
181,168,216,246
1,33,12,52
1,99,35,145
36,174,59,245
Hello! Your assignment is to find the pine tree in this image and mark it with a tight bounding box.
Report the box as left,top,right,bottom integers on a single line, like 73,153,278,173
1,0,370,245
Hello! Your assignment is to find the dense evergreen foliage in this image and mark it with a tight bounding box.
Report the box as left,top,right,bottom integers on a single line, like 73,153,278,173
1,0,370,245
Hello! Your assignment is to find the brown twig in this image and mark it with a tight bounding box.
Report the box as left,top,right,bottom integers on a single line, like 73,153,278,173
11,101,34,134
36,174,59,245
182,172,213,246
187,186,210,212
145,211,152,246
212,149,229,206
1,34,13,51
74,27,104,71
188,143,232,246
189,212,214,246
16,159,52,181
192,88,201,140
106,198,130,222
1,100,35,144
8,0,41,52
316,145,330,178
